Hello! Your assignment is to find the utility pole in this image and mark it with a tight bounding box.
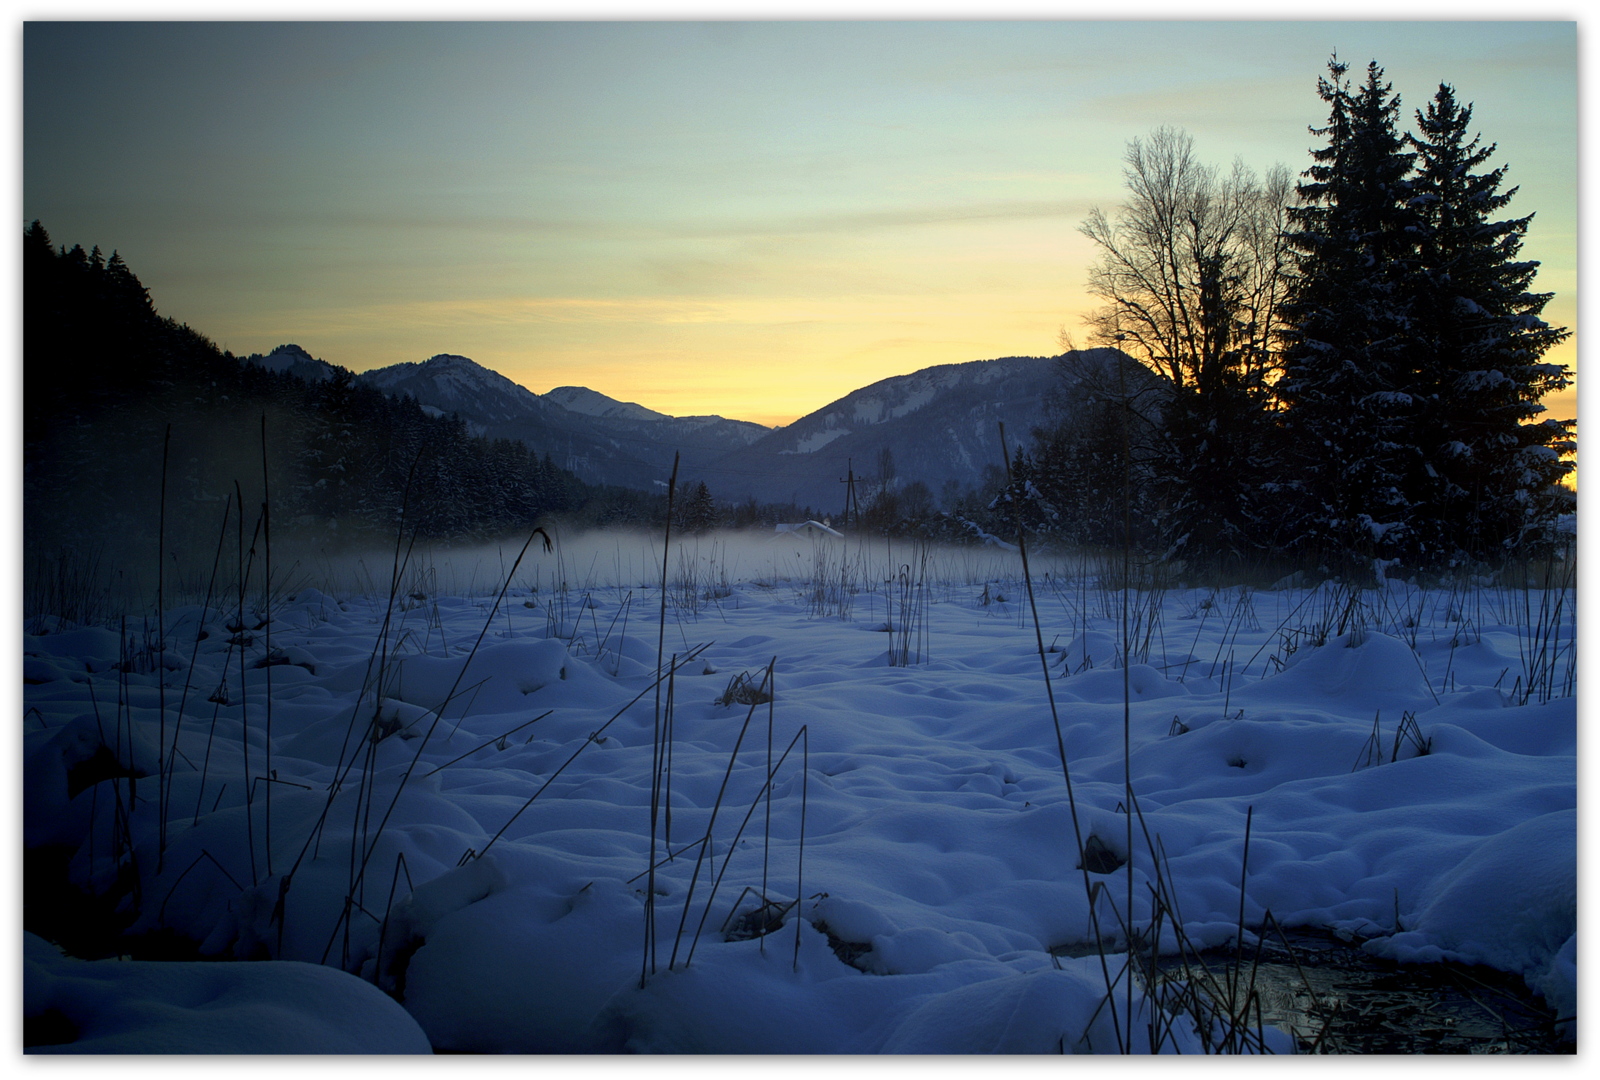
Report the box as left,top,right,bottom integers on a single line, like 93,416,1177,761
838,458,858,530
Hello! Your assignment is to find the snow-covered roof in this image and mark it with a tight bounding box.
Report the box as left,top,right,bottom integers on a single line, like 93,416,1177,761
774,520,843,538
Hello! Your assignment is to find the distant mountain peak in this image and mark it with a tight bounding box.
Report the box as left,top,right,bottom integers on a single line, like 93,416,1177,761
368,353,533,395
268,343,315,362
689,350,1139,508
243,342,338,382
354,353,546,434
544,385,668,423
353,352,770,489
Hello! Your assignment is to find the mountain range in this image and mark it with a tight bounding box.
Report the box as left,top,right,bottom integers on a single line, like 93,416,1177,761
686,351,1131,511
244,344,1125,512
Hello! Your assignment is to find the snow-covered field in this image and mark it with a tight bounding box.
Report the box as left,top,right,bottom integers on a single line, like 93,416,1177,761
22,532,1576,1053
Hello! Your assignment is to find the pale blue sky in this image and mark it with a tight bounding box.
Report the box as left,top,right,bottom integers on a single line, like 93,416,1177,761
24,17,1577,425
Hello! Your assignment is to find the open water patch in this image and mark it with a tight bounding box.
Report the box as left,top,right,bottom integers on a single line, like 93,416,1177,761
1055,928,1569,1054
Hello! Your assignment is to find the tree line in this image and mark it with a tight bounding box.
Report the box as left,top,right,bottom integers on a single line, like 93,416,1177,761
1016,58,1573,573
21,223,822,580
25,219,590,558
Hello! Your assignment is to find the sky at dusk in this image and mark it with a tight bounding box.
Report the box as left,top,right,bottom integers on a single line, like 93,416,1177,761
22,11,1579,428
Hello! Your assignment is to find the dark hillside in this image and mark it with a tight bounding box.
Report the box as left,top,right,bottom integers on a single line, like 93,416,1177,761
23,223,604,588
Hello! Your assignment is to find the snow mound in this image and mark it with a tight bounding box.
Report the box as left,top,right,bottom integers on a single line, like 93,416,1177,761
1062,630,1120,672
24,932,432,1053
1250,631,1435,711
1369,808,1575,1015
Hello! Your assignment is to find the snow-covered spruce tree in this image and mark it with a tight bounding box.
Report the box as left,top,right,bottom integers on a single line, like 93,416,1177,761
990,446,1060,539
1275,59,1423,563
1078,128,1293,561
678,480,718,533
1403,83,1573,559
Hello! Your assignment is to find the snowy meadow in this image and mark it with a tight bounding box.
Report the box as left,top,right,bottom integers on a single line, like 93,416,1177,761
22,529,1576,1053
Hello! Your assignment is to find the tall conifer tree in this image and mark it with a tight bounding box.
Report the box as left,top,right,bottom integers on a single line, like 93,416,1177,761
1277,59,1421,559
1404,84,1573,557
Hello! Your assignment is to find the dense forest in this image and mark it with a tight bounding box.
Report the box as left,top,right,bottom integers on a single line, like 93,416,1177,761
24,220,595,545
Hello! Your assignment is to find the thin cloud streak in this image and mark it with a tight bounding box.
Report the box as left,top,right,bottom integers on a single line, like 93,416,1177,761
250,197,1104,242
230,288,1088,338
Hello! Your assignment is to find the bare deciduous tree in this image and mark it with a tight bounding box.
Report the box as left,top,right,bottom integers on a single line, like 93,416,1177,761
1076,128,1296,558
1081,126,1293,395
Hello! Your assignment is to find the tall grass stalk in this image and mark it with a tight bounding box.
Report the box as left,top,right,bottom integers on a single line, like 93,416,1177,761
288,461,425,870
260,414,275,878
642,651,674,987
348,527,551,896
644,453,680,986
889,542,931,666
156,424,170,871
419,710,553,778
304,522,551,965
1117,357,1136,1054
792,724,809,971
683,722,809,971
233,482,262,887
761,659,774,953
477,642,711,863
166,488,232,851
1509,546,1575,705
25,544,114,627
668,659,773,971
998,421,1123,1049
